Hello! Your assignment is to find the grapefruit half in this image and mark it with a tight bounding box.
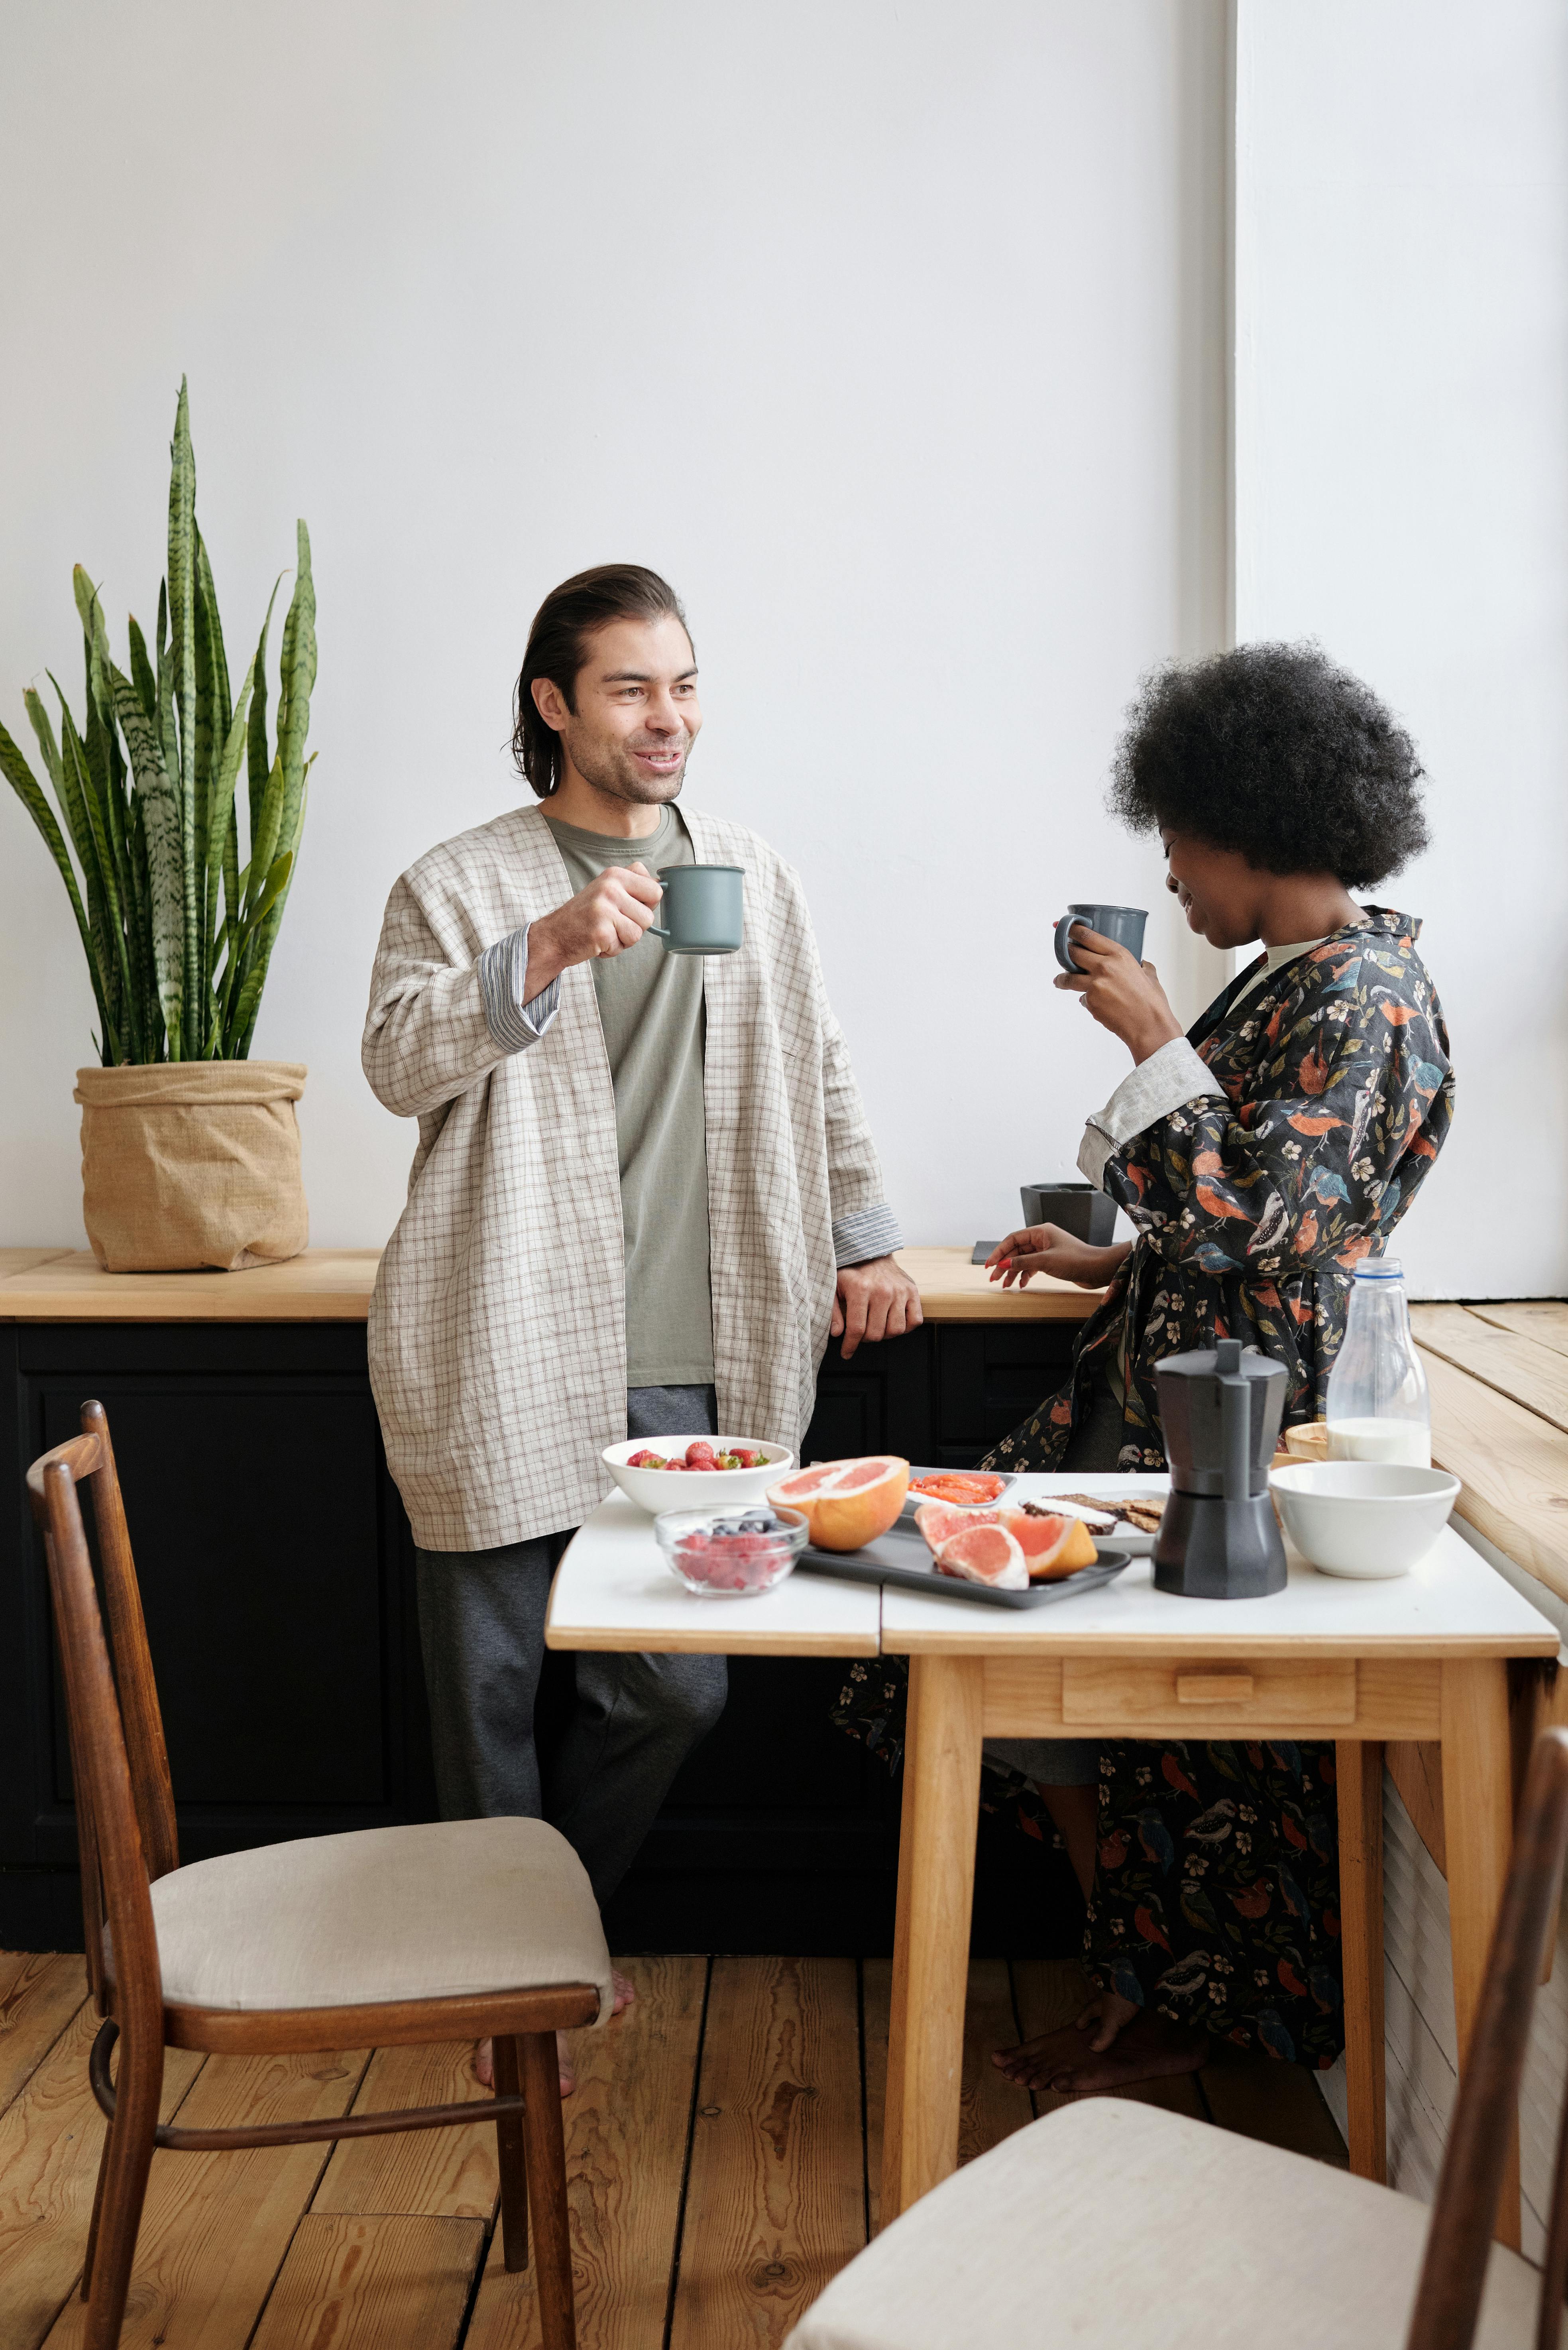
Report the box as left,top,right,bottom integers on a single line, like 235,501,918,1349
768,1455,910,1551
1000,1508,1099,1582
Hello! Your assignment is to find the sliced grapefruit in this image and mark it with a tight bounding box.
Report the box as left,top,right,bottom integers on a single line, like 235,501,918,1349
999,1508,1099,1581
768,1455,910,1551
934,1522,1028,1590
915,1500,1000,1553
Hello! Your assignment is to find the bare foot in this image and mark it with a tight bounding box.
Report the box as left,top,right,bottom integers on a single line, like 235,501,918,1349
473,1970,633,2098
992,1991,1208,2097
474,2033,576,2097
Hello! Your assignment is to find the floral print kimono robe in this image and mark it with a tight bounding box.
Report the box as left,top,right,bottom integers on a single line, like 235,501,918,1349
839,907,1454,2067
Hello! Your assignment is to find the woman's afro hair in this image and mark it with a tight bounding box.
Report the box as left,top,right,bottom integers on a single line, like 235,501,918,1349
1107,641,1428,889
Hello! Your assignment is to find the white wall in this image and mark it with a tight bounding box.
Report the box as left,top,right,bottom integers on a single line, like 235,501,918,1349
0,0,1228,1252
1234,0,1568,1297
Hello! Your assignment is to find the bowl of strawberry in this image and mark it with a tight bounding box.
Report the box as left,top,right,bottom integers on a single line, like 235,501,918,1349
655,1506,809,1597
601,1434,794,1514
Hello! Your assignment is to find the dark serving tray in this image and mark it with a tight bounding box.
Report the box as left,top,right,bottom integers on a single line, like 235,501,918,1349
794,1514,1132,1611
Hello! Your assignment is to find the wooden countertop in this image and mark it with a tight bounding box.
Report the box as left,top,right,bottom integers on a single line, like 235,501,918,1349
0,1245,1103,1325
1413,1302,1568,1605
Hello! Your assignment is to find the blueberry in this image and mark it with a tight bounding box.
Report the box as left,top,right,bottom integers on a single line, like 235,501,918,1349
739,1515,768,1532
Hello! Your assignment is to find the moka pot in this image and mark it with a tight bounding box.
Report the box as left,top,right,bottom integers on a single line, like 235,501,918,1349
1153,1338,1288,1599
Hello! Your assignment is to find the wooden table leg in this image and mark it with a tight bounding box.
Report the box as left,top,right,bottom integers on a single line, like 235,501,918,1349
882,1652,984,2223
1336,1738,1385,2182
1441,1657,1520,2250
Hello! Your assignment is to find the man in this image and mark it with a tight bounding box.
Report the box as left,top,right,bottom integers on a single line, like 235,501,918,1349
363,563,917,2080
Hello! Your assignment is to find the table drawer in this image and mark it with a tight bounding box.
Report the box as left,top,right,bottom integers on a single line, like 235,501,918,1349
1062,1656,1356,1728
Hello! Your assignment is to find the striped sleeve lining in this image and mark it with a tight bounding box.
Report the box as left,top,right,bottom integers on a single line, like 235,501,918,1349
833,1203,904,1268
477,926,561,1054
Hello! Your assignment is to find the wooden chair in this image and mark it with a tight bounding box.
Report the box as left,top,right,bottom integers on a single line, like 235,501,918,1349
786,1725,1568,2350
29,1399,608,2350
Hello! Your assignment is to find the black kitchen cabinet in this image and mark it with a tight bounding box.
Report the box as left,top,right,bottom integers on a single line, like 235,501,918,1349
0,1316,1081,1956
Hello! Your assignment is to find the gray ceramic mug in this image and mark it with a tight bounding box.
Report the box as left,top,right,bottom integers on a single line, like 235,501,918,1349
649,863,745,955
1054,902,1148,973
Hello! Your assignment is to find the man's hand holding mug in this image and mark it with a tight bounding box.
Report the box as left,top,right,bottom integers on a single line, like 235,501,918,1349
524,864,664,998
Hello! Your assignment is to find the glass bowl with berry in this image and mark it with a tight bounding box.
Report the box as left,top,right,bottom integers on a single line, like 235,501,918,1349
654,1506,810,1598
601,1435,794,1514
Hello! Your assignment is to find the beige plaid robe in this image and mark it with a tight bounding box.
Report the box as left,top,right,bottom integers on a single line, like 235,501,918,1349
363,802,893,1551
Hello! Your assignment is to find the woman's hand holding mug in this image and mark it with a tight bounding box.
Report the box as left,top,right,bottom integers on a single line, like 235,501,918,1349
986,1224,1130,1290
1055,924,1183,1065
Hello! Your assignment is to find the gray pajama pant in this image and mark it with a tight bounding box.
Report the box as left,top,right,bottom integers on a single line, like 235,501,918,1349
415,1385,728,1908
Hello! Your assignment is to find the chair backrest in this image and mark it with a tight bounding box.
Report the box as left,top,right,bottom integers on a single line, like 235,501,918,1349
1405,1724,1568,2350
26,1400,178,2026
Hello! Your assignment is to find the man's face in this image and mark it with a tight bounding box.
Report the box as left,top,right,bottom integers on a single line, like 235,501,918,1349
534,614,702,805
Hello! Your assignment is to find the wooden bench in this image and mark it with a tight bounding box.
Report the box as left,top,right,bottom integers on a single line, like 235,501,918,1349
1397,1304,1568,1870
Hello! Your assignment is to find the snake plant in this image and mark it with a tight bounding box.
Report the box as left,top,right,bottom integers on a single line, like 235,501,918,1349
0,380,316,1062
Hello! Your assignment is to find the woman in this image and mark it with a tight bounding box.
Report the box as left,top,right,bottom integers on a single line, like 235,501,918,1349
840,641,1454,2094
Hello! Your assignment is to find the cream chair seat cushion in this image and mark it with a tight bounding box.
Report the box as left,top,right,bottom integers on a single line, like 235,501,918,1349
784,2097,1555,2350
144,1815,613,2020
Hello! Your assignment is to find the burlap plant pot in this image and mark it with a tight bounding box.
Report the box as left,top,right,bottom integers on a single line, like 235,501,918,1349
74,1062,309,1272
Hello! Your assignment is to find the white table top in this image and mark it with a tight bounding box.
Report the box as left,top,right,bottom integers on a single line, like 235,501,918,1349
544,1477,1559,1664
878,1475,1562,1658
545,1491,882,1654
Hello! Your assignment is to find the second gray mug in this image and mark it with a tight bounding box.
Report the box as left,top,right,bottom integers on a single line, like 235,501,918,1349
650,863,745,955
1054,902,1148,973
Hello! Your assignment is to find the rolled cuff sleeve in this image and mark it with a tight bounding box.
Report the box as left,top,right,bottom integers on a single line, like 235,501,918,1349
477,926,560,1052
1077,1038,1227,1190
832,1203,904,1268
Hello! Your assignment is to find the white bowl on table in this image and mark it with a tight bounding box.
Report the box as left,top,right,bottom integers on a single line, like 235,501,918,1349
601,1436,794,1515
1268,1460,1461,1579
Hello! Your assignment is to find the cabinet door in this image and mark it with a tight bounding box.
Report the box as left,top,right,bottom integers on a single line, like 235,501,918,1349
5,1325,427,1887
802,1323,935,1463
937,1324,1078,1459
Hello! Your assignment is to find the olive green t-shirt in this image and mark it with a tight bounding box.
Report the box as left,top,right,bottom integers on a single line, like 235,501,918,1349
543,805,715,1386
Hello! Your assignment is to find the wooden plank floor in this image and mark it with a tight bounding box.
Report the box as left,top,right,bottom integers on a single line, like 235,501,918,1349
0,1950,1344,2350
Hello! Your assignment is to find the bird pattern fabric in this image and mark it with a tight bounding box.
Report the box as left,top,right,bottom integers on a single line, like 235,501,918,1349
988,906,1454,1472
835,906,1452,2065
1091,1737,1345,2066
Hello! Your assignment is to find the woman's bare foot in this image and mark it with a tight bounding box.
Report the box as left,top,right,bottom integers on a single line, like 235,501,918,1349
992,1990,1208,2097
472,1969,635,2097
474,2033,576,2097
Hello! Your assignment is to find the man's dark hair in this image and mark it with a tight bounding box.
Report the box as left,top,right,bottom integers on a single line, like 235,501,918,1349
511,563,692,797
1108,641,1429,887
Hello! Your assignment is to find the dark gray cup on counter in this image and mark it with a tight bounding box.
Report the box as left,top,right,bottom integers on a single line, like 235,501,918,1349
1020,1181,1118,1246
1054,903,1147,973
650,863,745,955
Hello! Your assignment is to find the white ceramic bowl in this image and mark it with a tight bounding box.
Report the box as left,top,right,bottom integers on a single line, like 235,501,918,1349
1269,1460,1460,1579
601,1435,794,1515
